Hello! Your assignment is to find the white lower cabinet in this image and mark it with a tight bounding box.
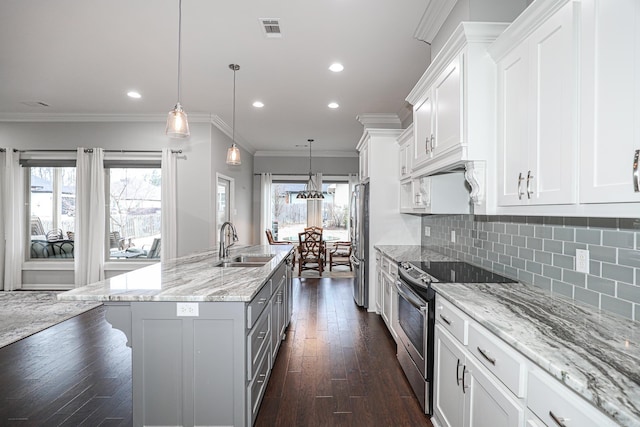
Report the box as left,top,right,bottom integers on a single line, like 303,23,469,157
433,295,622,427
377,252,398,343
527,369,618,427
434,324,524,427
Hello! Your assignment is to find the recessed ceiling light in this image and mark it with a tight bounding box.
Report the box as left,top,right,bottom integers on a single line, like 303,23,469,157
328,102,339,109
329,63,344,72
253,101,264,108
127,91,141,99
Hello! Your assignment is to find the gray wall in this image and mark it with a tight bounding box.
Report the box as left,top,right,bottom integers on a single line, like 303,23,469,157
0,120,254,287
422,214,640,321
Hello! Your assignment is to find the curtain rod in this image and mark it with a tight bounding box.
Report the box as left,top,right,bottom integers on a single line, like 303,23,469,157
14,148,183,154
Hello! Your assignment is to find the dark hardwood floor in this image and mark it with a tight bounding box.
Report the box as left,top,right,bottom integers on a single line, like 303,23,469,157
0,277,433,427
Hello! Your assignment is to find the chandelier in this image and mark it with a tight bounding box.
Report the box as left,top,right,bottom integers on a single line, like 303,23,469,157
297,139,324,200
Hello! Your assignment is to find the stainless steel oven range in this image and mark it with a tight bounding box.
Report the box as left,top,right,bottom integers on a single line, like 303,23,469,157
395,260,516,417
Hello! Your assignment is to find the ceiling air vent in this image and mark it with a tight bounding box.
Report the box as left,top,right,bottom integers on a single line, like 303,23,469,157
259,18,282,38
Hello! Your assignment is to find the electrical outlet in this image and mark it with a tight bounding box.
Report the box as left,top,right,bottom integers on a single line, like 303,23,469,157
451,230,456,243
424,226,431,237
177,302,199,317
575,249,589,274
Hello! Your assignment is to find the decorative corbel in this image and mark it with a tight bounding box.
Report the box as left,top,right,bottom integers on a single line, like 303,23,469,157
464,161,485,206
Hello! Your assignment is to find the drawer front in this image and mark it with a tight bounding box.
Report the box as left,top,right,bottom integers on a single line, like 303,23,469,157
247,279,272,328
247,307,271,379
247,349,271,425
435,296,468,345
388,258,398,278
528,370,618,427
381,256,391,273
468,323,526,398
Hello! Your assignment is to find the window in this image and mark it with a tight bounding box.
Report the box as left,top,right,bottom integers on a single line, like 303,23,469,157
28,166,76,260
270,181,308,241
269,178,350,242
107,167,161,260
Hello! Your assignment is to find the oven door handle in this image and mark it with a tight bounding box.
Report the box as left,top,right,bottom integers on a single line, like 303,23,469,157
395,281,427,312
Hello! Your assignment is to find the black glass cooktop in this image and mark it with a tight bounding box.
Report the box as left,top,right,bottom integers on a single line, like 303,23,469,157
407,261,516,283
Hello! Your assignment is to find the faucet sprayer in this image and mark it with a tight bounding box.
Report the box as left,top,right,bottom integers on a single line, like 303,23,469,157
219,222,239,258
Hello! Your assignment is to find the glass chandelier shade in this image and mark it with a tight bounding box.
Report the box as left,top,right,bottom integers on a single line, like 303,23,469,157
226,64,242,165
165,0,190,139
165,102,190,138
296,139,324,200
226,143,241,165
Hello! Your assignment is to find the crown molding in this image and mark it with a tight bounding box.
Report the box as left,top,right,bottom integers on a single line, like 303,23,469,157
0,112,213,123
413,0,458,44
254,150,358,158
0,112,256,154
356,113,402,129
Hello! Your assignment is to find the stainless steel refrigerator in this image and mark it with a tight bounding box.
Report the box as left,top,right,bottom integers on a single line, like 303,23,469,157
350,182,369,307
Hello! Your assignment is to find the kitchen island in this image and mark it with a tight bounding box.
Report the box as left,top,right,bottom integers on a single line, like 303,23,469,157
377,244,639,427
59,244,295,427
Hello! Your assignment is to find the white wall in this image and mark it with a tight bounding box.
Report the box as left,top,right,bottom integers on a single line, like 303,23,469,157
0,119,254,287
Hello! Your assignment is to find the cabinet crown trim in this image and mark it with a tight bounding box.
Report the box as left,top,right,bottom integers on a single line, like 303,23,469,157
357,128,404,151
406,22,509,105
396,123,414,146
488,0,574,61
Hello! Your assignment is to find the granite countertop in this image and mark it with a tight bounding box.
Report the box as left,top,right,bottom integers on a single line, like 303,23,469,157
375,244,640,427
58,245,293,303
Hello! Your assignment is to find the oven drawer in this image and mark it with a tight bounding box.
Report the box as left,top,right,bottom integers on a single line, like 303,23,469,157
435,296,468,345
468,322,526,398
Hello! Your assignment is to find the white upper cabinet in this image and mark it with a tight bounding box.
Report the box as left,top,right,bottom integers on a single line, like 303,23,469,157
397,124,413,181
407,23,508,178
579,0,640,204
492,1,577,207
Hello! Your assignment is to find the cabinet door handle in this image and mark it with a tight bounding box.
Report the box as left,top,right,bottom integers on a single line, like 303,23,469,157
258,298,267,305
439,314,452,325
549,411,568,427
430,135,435,151
401,166,406,175
456,359,462,386
633,150,640,192
258,331,267,340
526,170,534,199
257,373,267,384
477,346,496,365
517,172,525,200
425,136,430,154
462,365,468,393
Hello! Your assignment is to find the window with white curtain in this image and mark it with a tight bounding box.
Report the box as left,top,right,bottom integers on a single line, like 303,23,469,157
105,159,161,260
26,166,76,260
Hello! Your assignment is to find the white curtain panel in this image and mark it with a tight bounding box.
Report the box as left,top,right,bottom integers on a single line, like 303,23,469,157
74,148,106,287
161,149,178,261
0,150,4,290
259,173,272,245
3,149,24,291
307,172,323,227
347,173,359,239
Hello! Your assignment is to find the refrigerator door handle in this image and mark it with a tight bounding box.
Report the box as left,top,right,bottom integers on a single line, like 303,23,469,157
350,254,361,267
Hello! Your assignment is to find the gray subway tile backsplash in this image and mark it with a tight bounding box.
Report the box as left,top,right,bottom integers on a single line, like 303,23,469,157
422,214,640,321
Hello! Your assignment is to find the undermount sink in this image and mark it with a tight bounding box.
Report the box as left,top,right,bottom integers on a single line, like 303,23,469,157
213,254,275,268
230,255,274,263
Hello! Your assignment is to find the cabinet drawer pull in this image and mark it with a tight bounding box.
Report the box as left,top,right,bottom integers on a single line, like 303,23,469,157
257,331,267,339
517,172,525,200
257,373,267,384
456,359,462,386
634,150,640,192
439,314,452,325
549,411,568,427
526,170,534,199
462,365,468,394
477,346,496,365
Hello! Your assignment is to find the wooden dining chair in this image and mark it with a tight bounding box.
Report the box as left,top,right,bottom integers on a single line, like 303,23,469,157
297,229,325,275
265,229,291,245
329,241,352,271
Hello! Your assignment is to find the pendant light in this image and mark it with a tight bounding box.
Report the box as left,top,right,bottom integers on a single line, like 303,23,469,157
226,64,242,165
165,0,190,138
297,139,324,200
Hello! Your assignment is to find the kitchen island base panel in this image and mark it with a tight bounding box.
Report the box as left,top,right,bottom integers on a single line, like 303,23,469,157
106,301,246,427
